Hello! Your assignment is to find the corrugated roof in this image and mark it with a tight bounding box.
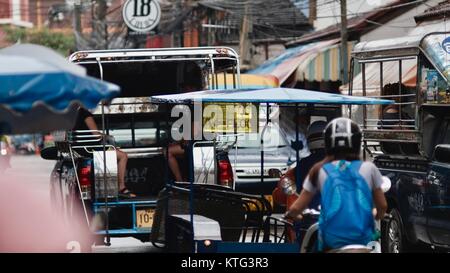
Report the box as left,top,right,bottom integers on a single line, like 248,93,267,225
286,0,414,47
414,0,450,22
198,0,311,39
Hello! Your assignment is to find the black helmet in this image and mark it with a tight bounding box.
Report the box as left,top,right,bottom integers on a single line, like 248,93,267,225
324,118,362,155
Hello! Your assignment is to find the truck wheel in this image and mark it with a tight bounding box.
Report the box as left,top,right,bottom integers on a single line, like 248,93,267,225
381,208,403,253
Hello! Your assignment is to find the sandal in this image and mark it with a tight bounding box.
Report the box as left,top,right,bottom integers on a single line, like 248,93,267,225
118,188,137,199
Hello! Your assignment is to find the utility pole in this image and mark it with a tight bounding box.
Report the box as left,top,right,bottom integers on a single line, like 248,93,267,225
340,0,348,84
99,0,108,49
92,0,108,49
309,0,317,25
36,0,42,28
174,0,183,47
239,4,252,69
74,1,82,34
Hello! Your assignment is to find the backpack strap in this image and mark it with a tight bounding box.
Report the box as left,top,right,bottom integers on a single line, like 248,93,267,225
348,160,364,179
322,162,338,178
323,160,352,176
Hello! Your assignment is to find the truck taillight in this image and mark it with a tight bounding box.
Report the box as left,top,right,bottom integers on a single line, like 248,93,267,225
218,159,234,187
78,165,92,200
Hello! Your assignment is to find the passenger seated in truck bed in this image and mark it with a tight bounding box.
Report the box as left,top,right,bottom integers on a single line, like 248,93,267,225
73,106,136,198
379,83,417,155
166,79,204,182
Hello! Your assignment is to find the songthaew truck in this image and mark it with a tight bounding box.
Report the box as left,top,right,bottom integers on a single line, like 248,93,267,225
347,30,450,252
41,47,242,245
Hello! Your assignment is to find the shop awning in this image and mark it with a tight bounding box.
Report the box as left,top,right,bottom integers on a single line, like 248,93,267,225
296,41,356,82
248,39,340,85
340,61,417,96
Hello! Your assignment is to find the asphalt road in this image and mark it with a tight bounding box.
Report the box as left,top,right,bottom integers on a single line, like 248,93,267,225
4,155,436,253
4,154,160,253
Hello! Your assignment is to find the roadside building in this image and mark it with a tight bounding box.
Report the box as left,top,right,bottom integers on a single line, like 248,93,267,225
0,0,33,47
249,0,440,92
148,0,312,70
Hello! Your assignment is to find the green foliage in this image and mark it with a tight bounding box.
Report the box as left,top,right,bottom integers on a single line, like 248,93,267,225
2,26,75,56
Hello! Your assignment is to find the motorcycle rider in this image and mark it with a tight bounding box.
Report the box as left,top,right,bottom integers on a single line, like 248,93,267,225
284,117,388,252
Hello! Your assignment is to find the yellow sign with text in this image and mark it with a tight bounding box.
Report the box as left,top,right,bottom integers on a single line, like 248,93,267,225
203,103,258,133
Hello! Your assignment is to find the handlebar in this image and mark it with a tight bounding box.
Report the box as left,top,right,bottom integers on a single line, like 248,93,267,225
381,213,392,222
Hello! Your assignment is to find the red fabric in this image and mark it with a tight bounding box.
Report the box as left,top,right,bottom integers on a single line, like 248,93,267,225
271,168,299,242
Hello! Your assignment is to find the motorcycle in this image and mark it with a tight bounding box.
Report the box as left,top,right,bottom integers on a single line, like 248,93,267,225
277,171,392,253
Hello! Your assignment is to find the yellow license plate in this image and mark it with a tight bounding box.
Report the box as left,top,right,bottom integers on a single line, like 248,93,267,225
136,209,155,228
247,195,273,211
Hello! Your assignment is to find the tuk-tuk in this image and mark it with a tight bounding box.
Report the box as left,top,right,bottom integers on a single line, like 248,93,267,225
148,87,392,253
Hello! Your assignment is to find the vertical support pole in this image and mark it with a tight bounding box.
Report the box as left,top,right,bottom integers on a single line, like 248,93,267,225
223,72,227,89
132,203,136,230
163,101,172,249
260,103,269,198
232,65,237,89
399,59,403,128
295,104,301,190
165,102,171,186
380,61,384,131
349,57,354,119
340,0,349,85
97,58,110,246
189,103,195,253
215,72,219,90
380,62,384,98
362,63,367,161
209,54,215,89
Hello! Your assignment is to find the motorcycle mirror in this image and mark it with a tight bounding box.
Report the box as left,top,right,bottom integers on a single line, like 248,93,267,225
268,168,282,178
381,176,392,193
281,177,297,196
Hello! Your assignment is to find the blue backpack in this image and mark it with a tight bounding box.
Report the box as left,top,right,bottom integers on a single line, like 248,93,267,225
318,160,375,251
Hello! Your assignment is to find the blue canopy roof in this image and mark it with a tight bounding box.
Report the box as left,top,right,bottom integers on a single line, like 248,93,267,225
151,88,394,105
0,44,120,134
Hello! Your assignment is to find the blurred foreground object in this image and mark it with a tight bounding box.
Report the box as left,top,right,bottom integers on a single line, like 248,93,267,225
0,175,92,252
0,44,120,135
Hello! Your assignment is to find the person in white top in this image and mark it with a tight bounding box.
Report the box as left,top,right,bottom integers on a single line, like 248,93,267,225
278,107,311,161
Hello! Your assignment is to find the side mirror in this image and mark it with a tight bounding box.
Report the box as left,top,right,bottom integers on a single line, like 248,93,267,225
40,146,58,160
434,144,450,164
268,168,282,178
381,176,392,193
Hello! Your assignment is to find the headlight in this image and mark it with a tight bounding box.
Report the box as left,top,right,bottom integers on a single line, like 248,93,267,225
0,149,7,156
281,177,297,196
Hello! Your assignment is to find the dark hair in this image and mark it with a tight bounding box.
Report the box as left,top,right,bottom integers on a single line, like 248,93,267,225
308,152,361,187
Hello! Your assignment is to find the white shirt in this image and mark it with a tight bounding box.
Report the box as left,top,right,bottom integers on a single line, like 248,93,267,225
278,107,310,159
303,161,384,194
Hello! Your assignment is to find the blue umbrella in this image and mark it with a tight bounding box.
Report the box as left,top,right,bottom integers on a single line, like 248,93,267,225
0,44,120,134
